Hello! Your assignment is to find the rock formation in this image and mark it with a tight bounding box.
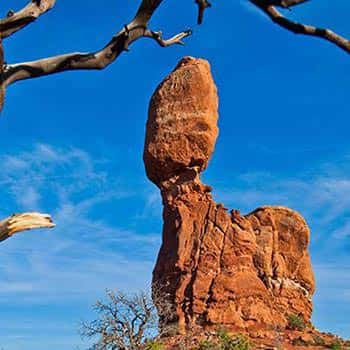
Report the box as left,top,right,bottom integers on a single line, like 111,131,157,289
144,57,316,335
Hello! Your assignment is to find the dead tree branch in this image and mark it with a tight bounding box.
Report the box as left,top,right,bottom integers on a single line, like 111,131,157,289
251,0,350,54
1,0,350,90
0,212,55,242
81,290,158,350
195,0,212,25
0,0,56,39
3,27,192,86
2,0,193,87
81,286,175,350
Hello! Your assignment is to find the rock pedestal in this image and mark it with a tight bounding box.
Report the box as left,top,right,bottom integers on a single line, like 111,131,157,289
144,57,315,333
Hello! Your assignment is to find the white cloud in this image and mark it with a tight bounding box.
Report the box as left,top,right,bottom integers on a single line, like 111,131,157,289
211,163,350,241
135,188,162,220
0,144,161,306
0,143,107,211
16,186,41,210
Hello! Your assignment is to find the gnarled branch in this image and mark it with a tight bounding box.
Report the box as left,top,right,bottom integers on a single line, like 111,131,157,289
1,0,195,87
251,0,350,54
195,0,212,25
3,25,192,86
0,212,55,242
0,0,56,39
133,0,164,26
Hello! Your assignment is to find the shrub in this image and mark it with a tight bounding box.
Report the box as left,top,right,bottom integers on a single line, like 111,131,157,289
80,288,173,350
312,335,325,346
230,334,251,350
291,338,309,346
286,314,306,331
216,329,251,350
145,341,164,350
330,340,342,350
198,339,219,350
80,290,158,349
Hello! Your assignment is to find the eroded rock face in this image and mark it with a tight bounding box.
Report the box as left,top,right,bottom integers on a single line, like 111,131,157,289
144,57,218,185
144,57,315,333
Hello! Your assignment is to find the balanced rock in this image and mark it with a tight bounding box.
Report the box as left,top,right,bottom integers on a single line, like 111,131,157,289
144,57,218,185
144,57,315,333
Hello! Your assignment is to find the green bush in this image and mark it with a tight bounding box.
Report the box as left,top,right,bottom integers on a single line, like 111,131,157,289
230,334,251,350
145,340,164,350
312,335,325,346
196,329,252,350
198,339,219,350
286,314,306,331
216,329,251,350
291,338,309,346
330,340,342,350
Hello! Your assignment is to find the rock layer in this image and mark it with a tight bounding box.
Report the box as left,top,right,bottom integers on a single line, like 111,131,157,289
144,57,315,333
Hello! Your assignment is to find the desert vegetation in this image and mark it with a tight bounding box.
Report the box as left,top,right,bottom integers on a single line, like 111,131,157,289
286,314,307,332
80,287,175,350
81,290,159,350
81,289,254,350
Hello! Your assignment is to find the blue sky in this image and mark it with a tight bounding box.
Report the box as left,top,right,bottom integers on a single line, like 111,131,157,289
0,0,349,349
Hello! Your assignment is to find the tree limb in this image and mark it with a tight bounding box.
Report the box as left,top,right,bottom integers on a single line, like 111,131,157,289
0,0,207,89
3,25,192,86
133,0,164,26
195,0,212,25
0,0,56,39
251,1,350,54
0,212,55,242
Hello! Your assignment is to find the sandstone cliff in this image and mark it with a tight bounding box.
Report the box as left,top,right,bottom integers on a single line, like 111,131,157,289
144,57,345,348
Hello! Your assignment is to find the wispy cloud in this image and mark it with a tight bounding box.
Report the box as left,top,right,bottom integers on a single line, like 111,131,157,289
0,144,107,212
0,144,161,306
211,155,350,243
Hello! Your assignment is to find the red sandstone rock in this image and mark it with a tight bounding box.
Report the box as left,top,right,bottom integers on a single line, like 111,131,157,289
144,56,218,185
144,57,315,334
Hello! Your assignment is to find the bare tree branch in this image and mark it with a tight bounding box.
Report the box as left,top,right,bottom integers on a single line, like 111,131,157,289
2,0,350,91
81,290,158,350
3,28,192,86
81,286,175,350
251,0,350,54
133,0,164,26
2,4,192,87
195,0,212,25
0,212,55,242
0,0,56,39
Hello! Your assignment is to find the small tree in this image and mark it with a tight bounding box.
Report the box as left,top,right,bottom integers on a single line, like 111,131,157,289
81,289,172,350
286,314,306,332
81,290,156,350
